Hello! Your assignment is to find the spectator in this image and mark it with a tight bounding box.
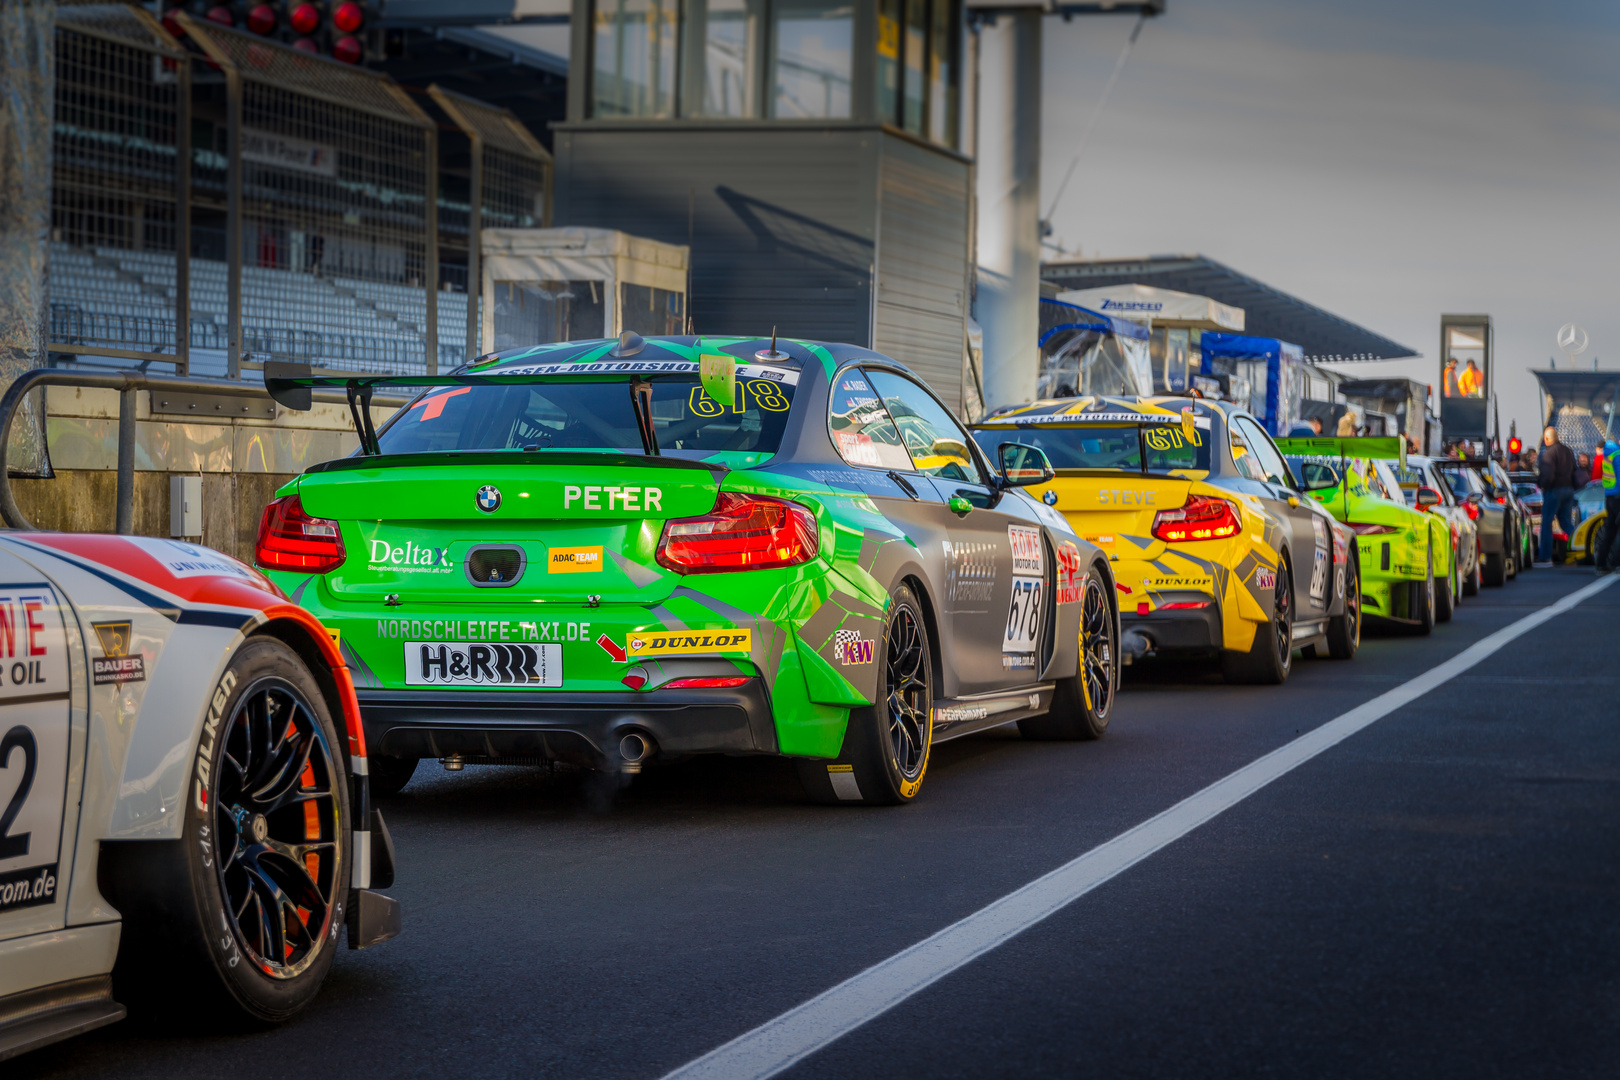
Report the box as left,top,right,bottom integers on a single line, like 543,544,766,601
1309,416,1323,435
1598,435,1620,573
1286,417,1325,437
1577,451,1592,479
1336,410,1358,437
1522,447,1538,473
1458,359,1483,397
1536,425,1577,565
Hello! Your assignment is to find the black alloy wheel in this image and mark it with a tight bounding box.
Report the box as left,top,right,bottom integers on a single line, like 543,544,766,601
1080,575,1116,721
885,602,930,783
1272,567,1293,670
1326,556,1360,659
214,678,343,979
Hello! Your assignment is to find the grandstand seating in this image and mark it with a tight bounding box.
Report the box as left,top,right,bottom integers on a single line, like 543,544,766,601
48,242,471,373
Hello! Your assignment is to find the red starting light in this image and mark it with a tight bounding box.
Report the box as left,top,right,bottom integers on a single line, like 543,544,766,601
333,1,365,32
205,5,234,26
332,34,363,63
1508,437,1522,455
289,2,321,35
656,492,818,573
255,494,346,573
247,4,277,34
1151,494,1241,543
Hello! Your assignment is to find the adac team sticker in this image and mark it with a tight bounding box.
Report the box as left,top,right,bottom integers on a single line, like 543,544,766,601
625,629,751,658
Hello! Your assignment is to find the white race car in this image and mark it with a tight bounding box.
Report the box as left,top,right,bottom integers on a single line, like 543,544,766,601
0,533,399,1060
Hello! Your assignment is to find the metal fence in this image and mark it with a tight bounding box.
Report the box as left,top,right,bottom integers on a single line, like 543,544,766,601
429,85,552,364
45,5,551,382
49,3,191,371
179,14,439,377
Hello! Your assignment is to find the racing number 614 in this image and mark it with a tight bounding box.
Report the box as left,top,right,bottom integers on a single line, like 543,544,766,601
0,725,36,860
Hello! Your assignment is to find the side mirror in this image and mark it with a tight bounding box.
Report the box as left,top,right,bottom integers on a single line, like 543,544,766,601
1298,462,1341,492
998,443,1056,488
1466,492,1483,505
1416,486,1442,509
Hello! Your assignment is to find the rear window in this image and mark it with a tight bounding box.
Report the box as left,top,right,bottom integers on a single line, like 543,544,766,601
375,376,795,462
1439,467,1481,500
971,423,1210,475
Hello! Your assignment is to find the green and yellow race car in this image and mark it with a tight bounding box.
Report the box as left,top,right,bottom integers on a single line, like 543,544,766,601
1278,437,1457,633
254,335,1119,806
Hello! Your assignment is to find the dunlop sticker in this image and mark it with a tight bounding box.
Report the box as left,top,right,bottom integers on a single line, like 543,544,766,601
625,629,751,658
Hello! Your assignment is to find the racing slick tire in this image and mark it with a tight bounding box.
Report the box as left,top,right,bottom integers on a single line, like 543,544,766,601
797,583,934,806
1462,548,1482,596
1436,551,1457,623
1482,551,1506,587
1412,550,1437,636
1222,557,1294,685
1019,567,1116,741
370,755,419,797
103,636,352,1025
1325,556,1361,660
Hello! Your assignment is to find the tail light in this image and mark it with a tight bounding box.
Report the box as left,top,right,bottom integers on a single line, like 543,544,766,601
256,494,345,572
656,492,818,573
663,676,751,689
1158,600,1211,610
1347,522,1397,535
1460,501,1480,521
1151,495,1240,543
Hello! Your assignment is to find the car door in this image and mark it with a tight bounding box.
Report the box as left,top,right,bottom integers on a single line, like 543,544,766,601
0,548,82,943
1231,415,1330,614
865,369,1041,695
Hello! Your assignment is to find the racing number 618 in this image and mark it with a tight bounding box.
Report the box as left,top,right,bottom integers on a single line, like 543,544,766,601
0,725,36,859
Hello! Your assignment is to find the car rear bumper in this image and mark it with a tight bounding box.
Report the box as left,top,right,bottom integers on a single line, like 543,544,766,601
357,679,778,765
1121,605,1223,652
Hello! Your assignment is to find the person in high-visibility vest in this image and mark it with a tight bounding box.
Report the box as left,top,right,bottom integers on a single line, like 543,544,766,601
1457,359,1483,397
1597,436,1620,573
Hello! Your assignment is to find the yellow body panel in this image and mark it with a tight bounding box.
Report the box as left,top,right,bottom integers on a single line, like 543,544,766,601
1034,473,1284,655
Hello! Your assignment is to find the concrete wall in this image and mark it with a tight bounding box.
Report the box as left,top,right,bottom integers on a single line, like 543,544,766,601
9,383,396,563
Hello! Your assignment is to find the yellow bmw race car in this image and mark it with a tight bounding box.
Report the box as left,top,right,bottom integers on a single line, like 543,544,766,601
972,397,1360,684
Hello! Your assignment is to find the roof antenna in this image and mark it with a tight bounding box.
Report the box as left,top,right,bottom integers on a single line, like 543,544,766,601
755,325,789,362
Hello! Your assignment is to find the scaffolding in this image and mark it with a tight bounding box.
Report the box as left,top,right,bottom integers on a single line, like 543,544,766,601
178,13,439,376
49,2,191,371
429,85,552,366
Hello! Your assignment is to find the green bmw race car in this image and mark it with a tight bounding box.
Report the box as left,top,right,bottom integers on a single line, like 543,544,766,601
256,335,1119,805
1278,437,1457,633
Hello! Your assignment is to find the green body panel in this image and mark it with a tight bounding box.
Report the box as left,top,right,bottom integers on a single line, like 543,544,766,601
1284,453,1454,620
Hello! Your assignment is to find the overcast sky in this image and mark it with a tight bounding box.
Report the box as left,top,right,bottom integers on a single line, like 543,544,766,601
1040,0,1620,447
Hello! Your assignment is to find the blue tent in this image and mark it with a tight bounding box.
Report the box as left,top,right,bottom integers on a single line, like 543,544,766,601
1200,331,1304,436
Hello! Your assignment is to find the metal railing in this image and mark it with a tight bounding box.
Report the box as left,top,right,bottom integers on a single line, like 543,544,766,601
0,368,407,536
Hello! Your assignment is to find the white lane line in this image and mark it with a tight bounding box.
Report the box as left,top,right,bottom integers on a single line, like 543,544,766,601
660,575,1618,1080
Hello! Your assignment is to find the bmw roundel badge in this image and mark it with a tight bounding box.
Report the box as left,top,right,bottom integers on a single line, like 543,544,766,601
476,485,501,513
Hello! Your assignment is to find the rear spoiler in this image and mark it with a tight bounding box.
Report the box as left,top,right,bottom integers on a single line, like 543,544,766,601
264,360,669,458
1274,436,1406,466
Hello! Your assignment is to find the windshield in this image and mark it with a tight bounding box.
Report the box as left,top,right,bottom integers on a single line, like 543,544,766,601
1439,467,1482,500
375,376,795,462
971,423,1210,474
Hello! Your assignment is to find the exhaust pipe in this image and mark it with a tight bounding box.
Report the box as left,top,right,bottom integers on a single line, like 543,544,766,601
618,732,653,773
1119,629,1151,665
440,753,465,772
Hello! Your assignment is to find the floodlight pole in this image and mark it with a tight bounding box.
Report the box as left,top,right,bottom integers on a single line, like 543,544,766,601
968,1,1164,412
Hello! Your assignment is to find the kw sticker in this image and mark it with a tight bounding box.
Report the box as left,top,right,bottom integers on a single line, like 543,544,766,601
625,629,751,658
1253,567,1277,591
833,628,876,665
548,546,603,573
91,620,146,685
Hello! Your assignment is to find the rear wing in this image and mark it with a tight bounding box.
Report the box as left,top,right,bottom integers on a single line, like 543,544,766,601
262,355,759,458
1274,436,1406,466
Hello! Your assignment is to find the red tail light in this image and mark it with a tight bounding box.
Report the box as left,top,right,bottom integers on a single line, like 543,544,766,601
1348,522,1397,535
256,494,345,572
1151,495,1240,543
1158,600,1211,610
663,676,751,689
656,492,818,573
1460,501,1480,521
